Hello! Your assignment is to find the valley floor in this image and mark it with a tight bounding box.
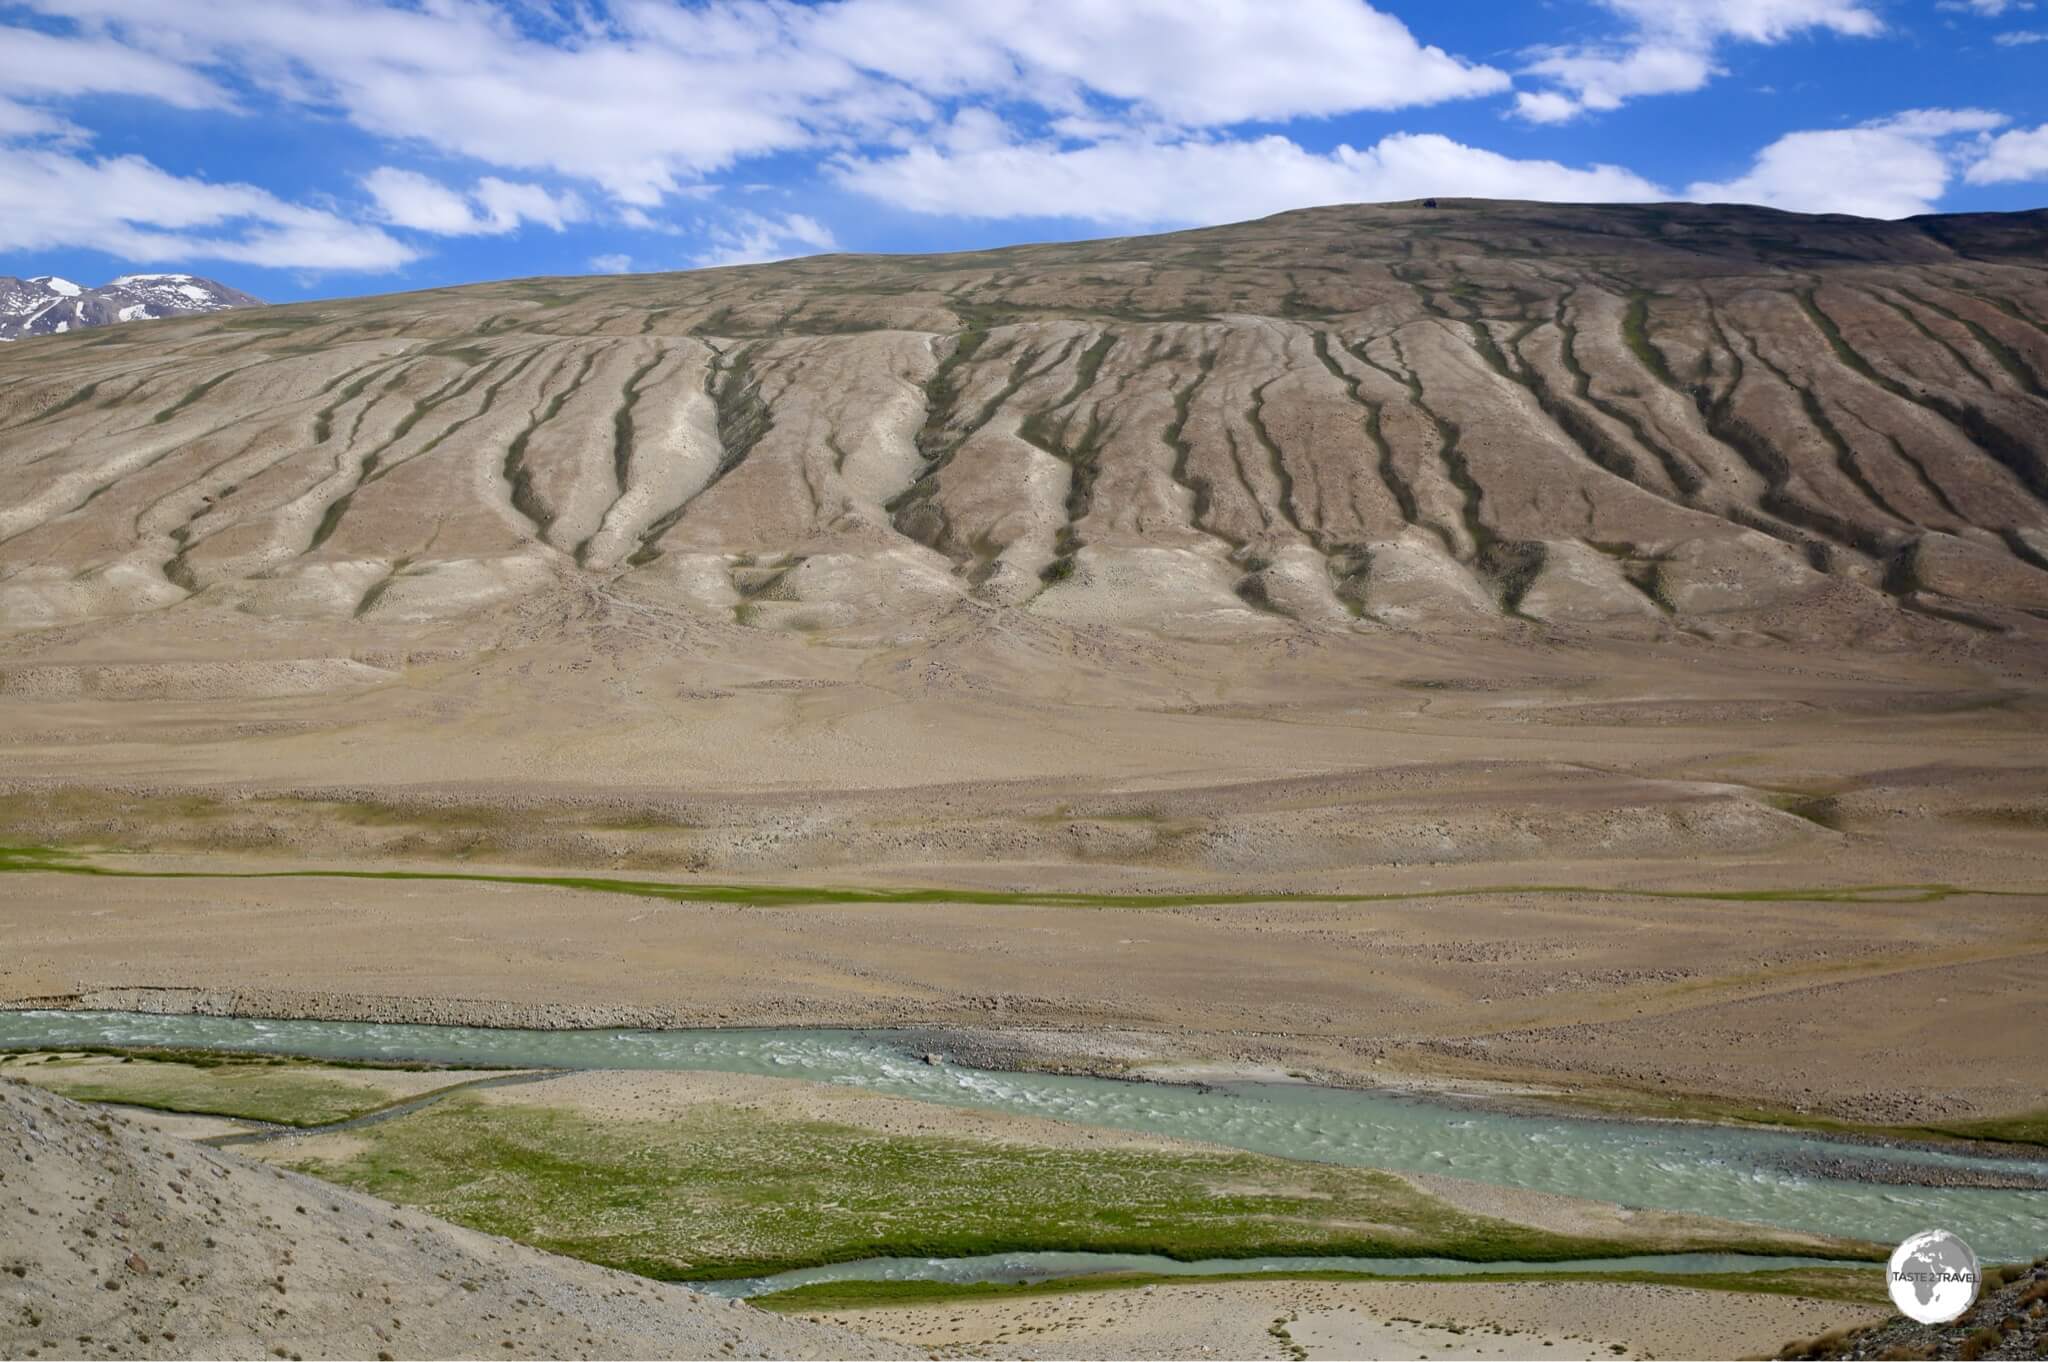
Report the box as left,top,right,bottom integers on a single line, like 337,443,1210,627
3,617,2045,1357
4,845,2043,1132
6,611,2047,1128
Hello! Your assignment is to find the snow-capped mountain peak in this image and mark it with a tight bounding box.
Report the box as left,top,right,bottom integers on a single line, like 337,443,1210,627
0,273,262,342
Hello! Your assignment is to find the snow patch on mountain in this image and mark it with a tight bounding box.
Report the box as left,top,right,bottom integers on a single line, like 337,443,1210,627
0,273,262,342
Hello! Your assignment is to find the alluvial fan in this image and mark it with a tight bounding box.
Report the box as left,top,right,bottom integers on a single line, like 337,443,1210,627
3,198,2047,642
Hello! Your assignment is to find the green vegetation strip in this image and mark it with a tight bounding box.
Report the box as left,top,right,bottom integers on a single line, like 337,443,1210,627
0,845,2026,909
282,1097,1863,1282
750,1266,1891,1312
0,1051,459,1127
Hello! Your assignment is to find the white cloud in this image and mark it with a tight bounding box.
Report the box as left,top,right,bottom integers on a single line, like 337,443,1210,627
1604,0,1883,44
0,22,412,273
1994,29,2047,42
1516,0,1882,122
837,133,1663,227
1511,91,1587,125
1518,43,1715,118
1876,108,2009,138
0,24,229,154
10,0,2013,276
360,168,479,235
589,252,634,274
691,212,841,268
1940,0,2033,15
1688,109,2008,217
0,147,418,270
362,167,586,236
19,1,855,205
617,206,695,233
801,0,1508,125
0,97,83,143
0,24,227,108
19,0,1508,208
474,177,585,232
1966,123,2048,183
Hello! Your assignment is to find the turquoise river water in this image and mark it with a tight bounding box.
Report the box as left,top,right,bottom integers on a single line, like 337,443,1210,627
3,1010,2043,1289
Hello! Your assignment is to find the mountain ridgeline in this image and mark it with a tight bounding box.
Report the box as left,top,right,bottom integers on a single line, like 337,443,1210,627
2,199,2047,643
0,273,260,343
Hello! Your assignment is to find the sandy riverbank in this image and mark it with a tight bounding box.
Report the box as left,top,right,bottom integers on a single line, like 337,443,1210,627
807,1276,1890,1359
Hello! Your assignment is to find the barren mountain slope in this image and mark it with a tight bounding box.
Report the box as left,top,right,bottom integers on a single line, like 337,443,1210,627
3,198,2046,640
5,204,2048,1128
0,1079,887,1360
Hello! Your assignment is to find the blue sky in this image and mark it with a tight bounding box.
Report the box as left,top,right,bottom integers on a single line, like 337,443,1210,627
2,0,2045,302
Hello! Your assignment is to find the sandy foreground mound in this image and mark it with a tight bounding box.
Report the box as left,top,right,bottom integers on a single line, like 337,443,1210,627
0,1078,892,1360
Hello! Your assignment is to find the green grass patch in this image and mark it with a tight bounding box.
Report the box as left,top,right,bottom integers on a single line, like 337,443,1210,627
8,1053,426,1126
1622,292,1681,391
26,379,103,424
283,1098,1857,1282
1926,1111,2048,1146
750,1266,1889,1312
0,1044,461,1075
0,844,2024,910
151,368,241,424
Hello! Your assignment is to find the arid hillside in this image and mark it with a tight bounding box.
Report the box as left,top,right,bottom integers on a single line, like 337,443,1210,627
4,203,2048,1138
0,1078,885,1359
4,198,2047,641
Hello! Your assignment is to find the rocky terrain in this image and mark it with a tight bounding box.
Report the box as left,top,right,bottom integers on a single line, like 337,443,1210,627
0,1078,886,1359
0,199,2044,640
1778,1256,2048,1360
0,275,260,344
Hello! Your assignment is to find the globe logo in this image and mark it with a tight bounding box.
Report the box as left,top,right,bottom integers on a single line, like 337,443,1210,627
1886,1229,1980,1324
